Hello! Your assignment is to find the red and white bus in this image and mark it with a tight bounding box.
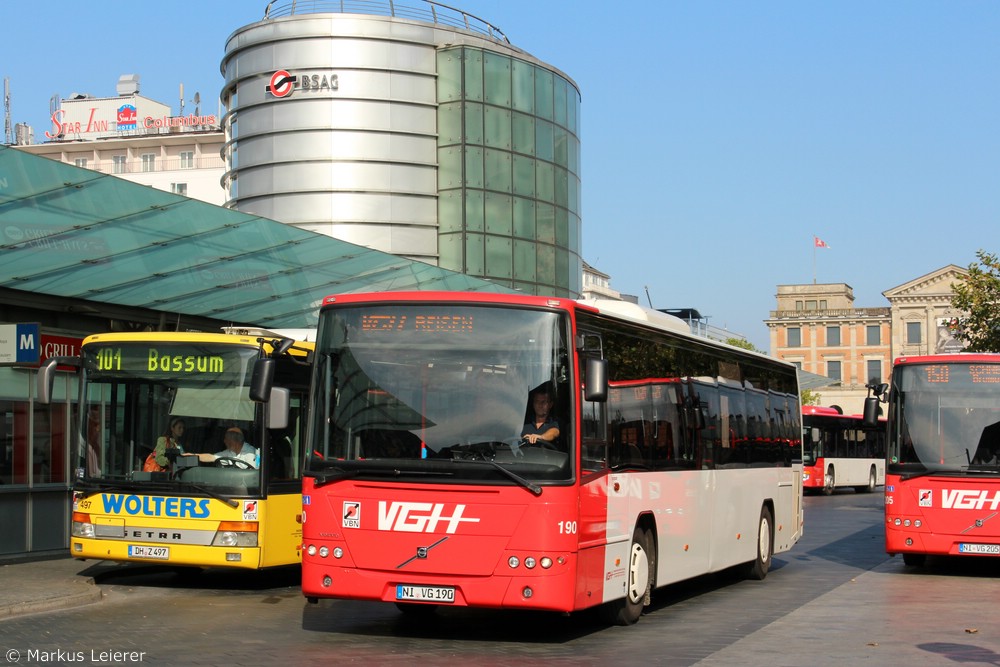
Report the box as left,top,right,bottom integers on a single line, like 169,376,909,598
867,354,1000,566
301,292,803,624
801,406,885,494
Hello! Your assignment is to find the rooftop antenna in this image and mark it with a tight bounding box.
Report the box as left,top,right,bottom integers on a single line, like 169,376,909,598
3,78,11,145
179,83,184,116
193,91,200,117
644,286,653,308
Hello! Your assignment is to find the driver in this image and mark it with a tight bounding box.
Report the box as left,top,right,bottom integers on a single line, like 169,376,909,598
521,384,560,446
194,427,259,468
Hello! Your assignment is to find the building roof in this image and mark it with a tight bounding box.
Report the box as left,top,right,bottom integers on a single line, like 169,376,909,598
0,146,513,329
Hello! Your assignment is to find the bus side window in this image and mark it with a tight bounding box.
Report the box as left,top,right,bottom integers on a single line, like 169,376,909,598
580,378,608,474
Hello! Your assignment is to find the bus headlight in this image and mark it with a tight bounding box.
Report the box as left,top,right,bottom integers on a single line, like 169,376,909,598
71,512,95,538
211,521,258,547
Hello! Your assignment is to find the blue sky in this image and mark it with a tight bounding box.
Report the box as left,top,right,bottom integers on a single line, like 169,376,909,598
4,1,997,349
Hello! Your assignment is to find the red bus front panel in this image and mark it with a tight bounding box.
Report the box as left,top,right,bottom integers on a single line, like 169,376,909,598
886,474,1000,557
302,479,593,612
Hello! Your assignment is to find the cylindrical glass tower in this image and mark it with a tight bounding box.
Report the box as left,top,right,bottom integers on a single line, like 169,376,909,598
221,1,581,297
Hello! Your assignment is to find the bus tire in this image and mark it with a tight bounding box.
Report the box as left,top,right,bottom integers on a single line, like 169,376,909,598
600,524,654,626
859,466,877,493
744,506,773,581
822,466,835,495
902,553,926,567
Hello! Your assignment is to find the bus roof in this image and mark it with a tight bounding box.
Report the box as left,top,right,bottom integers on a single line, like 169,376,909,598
319,290,797,371
894,353,1000,366
82,330,315,356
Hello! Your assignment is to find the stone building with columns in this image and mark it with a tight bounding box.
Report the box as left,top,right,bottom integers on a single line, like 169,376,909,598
766,264,969,414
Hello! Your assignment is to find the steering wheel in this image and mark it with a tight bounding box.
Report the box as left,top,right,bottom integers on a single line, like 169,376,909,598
521,436,559,452
214,456,253,470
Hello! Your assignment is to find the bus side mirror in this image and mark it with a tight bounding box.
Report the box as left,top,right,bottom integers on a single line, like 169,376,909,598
811,427,821,442
267,387,290,430
862,396,880,426
36,356,80,405
584,357,608,402
250,358,275,403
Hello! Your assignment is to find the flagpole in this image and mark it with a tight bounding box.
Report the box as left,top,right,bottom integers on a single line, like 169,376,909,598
813,235,816,284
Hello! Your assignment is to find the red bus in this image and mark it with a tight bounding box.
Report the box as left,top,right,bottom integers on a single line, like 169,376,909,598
802,406,885,494
300,292,803,624
866,354,1000,566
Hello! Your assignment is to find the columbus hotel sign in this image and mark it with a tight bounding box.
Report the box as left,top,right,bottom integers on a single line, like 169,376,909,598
45,104,217,139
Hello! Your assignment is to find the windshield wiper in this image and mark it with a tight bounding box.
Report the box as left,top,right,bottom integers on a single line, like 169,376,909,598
178,482,239,508
453,453,542,496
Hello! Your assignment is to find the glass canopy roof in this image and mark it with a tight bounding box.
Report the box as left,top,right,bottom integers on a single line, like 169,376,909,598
0,146,513,329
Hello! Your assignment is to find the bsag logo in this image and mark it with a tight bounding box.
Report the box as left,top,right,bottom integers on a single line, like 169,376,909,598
378,501,479,534
941,489,1000,510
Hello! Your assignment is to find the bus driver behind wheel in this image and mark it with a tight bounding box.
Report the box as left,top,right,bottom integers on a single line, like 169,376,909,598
192,427,259,468
521,383,560,447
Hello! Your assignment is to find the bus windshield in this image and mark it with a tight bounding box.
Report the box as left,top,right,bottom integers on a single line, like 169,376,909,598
81,341,262,495
892,362,1000,471
306,304,572,485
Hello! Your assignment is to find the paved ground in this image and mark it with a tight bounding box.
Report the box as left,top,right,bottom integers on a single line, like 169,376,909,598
0,557,104,620
5,493,1000,667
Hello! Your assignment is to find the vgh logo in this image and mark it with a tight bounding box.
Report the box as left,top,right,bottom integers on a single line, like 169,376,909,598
941,489,1000,511
377,501,480,534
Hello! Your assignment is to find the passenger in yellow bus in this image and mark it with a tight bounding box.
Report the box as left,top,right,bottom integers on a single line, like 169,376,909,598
86,408,102,475
193,427,258,468
521,383,560,447
152,417,185,468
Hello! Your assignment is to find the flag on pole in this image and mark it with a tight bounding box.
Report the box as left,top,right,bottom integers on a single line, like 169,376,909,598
814,236,830,248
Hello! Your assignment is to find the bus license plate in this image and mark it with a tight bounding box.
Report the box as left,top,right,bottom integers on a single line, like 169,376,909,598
128,545,169,559
958,543,1000,555
396,584,455,603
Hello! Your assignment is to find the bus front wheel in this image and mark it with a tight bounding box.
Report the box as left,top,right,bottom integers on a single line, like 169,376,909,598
744,506,773,581
600,524,653,626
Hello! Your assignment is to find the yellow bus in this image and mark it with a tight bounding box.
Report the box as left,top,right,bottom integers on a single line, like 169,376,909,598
37,329,312,569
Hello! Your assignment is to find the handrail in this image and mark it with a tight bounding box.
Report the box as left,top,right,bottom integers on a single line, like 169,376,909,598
261,0,510,44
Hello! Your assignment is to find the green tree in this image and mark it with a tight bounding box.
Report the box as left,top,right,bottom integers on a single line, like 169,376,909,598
950,250,1000,352
800,388,820,406
725,337,761,353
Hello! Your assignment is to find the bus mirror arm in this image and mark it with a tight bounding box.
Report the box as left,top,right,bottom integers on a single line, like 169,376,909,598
250,358,276,402
584,357,608,402
862,382,888,427
266,387,290,430
36,356,81,405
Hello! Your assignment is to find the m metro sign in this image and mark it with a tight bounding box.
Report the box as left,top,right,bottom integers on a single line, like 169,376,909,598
0,323,40,364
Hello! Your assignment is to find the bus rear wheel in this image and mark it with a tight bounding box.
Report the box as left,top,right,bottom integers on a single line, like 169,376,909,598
822,467,836,495
744,506,774,581
855,466,877,493
600,524,653,626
